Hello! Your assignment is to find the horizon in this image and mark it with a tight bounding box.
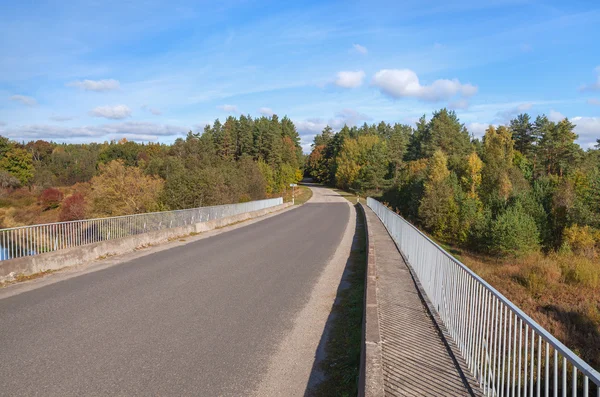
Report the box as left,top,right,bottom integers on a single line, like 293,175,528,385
1,0,599,153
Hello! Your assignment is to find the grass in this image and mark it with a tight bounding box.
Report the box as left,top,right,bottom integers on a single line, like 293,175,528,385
451,247,600,370
308,204,366,396
283,185,313,205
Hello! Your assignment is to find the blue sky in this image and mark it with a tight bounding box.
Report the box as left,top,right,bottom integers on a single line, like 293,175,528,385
0,0,599,152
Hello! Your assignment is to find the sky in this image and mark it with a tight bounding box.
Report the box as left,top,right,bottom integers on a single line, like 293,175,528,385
0,0,599,153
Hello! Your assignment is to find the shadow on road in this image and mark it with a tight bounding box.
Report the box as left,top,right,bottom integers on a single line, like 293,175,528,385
304,204,366,396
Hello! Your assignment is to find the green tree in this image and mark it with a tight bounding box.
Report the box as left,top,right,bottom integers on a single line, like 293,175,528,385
489,202,540,257
509,113,536,157
0,147,34,185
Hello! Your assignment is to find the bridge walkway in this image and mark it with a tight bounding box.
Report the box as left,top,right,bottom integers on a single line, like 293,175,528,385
364,205,483,397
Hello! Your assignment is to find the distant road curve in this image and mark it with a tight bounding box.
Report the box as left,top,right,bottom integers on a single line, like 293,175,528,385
0,185,354,396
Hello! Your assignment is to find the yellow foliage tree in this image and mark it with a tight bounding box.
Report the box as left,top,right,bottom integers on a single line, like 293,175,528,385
90,160,164,217
335,138,361,190
462,152,483,200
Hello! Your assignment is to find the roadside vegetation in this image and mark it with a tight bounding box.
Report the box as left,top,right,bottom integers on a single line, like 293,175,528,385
309,204,366,396
305,109,600,369
0,115,303,228
283,184,313,205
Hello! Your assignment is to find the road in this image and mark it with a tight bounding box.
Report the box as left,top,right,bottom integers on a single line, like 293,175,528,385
0,186,354,396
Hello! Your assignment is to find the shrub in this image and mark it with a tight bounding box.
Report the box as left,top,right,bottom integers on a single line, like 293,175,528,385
561,224,598,258
0,171,21,189
38,187,63,210
59,193,87,221
560,254,600,289
489,202,540,257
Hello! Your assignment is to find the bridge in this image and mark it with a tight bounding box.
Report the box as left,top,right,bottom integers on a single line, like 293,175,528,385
0,185,598,396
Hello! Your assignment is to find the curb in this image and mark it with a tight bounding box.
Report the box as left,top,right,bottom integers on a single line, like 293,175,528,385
357,203,385,397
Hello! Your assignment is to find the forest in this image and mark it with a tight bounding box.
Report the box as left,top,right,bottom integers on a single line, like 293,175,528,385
1,108,599,367
306,108,600,368
0,114,303,228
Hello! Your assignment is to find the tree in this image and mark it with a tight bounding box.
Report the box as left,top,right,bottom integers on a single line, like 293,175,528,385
39,188,63,210
538,118,580,177
420,109,472,170
509,113,536,157
462,152,483,200
418,150,460,240
0,147,34,185
489,202,540,257
90,160,164,216
481,126,515,203
0,170,21,189
59,193,87,221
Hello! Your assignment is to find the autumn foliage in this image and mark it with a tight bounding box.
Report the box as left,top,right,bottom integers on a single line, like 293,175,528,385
59,193,87,221
39,187,63,210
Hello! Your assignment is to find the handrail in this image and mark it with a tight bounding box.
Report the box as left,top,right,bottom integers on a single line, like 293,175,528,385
0,197,283,261
367,197,600,396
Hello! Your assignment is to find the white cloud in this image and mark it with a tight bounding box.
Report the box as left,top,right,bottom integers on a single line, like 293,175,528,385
295,109,371,139
352,43,368,55
218,104,238,113
10,95,37,106
67,79,120,92
332,108,371,128
449,99,470,110
334,70,365,88
494,103,533,123
49,115,74,122
259,107,274,116
89,105,132,120
0,121,6,127
579,66,600,92
2,122,186,141
548,110,565,122
295,118,328,135
572,117,600,147
467,122,493,138
587,98,600,106
372,69,477,102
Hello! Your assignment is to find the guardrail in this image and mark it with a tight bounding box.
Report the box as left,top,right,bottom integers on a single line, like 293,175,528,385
367,197,600,397
0,197,283,261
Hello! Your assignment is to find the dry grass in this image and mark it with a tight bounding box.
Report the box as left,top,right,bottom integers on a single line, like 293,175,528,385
0,186,82,227
0,269,58,287
457,248,600,369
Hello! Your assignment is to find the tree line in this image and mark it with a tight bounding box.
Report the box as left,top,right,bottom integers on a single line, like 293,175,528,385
0,115,303,223
306,109,600,258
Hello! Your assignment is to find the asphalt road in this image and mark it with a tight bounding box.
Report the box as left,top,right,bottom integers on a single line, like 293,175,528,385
0,191,351,396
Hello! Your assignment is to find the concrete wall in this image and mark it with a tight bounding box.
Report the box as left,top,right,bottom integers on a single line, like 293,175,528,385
0,202,291,280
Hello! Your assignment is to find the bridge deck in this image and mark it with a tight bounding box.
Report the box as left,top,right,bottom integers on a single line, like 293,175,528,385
364,206,482,397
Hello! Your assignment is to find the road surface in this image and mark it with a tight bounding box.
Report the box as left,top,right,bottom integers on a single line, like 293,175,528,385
0,186,354,396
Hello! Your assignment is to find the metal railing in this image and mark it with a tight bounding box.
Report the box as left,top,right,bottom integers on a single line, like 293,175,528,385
367,197,600,397
0,197,283,261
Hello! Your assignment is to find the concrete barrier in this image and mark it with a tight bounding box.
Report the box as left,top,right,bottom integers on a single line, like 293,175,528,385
357,203,385,397
0,202,291,280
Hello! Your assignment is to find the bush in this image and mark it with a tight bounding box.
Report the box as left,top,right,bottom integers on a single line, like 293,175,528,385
59,193,87,221
0,171,21,189
561,224,598,258
489,202,540,257
38,188,63,210
560,254,600,289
